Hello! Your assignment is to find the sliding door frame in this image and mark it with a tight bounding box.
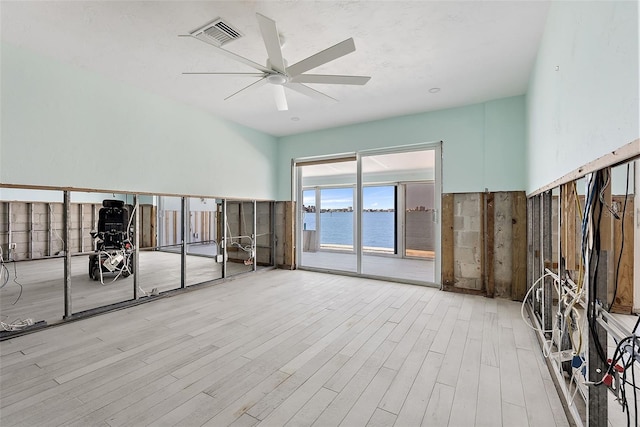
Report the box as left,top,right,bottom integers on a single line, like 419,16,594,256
293,141,442,285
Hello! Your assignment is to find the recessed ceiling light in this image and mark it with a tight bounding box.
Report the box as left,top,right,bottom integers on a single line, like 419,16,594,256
429,87,440,93
291,117,300,121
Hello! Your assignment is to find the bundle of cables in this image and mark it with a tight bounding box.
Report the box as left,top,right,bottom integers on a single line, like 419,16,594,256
582,167,638,426
594,316,639,427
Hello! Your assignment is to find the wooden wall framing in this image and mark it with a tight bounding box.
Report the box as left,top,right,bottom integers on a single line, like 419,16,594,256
441,191,527,300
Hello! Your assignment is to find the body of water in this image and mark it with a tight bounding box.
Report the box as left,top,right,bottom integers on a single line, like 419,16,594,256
303,211,434,250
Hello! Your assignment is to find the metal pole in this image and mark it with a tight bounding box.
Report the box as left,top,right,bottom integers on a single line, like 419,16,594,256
356,154,362,274
47,203,52,256
63,191,72,318
271,201,276,267
133,195,140,299
222,199,227,278
253,200,257,272
181,197,187,288
7,202,12,257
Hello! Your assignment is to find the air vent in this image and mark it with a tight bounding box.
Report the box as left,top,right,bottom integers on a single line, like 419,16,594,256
191,18,243,47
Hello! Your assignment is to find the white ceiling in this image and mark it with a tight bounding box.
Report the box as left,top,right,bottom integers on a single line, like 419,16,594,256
1,1,550,137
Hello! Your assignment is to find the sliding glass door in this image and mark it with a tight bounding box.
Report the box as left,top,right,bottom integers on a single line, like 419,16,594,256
296,144,440,285
298,160,357,272
360,149,437,283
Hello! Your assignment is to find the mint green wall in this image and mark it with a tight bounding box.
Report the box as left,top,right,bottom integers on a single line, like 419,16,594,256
1,43,278,200
527,1,639,193
277,96,526,200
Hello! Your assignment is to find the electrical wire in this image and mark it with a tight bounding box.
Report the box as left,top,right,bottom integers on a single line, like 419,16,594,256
0,247,10,289
0,246,23,305
49,204,65,253
521,272,560,333
1,318,34,331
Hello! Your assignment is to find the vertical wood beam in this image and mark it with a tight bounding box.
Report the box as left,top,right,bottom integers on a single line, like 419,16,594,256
283,201,296,269
441,193,455,287
485,192,495,298
561,183,577,270
611,197,634,313
511,191,527,301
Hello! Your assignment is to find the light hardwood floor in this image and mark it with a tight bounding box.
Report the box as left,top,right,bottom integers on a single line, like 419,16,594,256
0,270,569,426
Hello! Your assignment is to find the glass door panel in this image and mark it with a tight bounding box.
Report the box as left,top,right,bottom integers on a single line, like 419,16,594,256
361,150,437,283
404,182,435,258
0,188,65,325
225,200,255,276
152,196,183,292
255,201,274,269
299,159,357,272
362,186,396,255
186,197,221,286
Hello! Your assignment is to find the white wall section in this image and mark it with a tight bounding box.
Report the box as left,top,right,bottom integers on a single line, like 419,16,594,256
1,43,278,200
526,1,640,193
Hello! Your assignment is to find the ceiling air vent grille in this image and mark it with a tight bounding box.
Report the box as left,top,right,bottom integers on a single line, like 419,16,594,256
193,18,243,47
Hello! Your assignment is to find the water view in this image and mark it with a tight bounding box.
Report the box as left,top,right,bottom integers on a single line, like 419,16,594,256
303,211,434,251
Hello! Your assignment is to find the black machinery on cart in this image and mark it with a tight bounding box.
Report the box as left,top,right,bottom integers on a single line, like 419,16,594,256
89,199,133,282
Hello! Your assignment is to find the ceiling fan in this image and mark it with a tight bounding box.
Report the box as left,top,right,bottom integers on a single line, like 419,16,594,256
184,13,371,111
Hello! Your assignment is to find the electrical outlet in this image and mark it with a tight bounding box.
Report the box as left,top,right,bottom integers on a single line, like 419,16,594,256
9,243,16,250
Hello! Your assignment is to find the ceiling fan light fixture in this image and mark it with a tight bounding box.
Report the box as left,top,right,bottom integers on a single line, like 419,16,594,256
267,74,288,85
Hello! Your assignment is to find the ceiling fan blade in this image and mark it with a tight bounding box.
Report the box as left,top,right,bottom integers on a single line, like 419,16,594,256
224,77,268,101
189,35,272,73
286,38,356,78
273,85,288,111
285,83,337,102
256,13,286,74
183,72,266,76
289,74,371,85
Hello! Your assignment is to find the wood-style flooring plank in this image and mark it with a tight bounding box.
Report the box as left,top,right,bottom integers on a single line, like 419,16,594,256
447,337,482,426
475,364,502,426
393,351,444,426
422,382,455,426
283,387,337,427
0,270,570,427
366,408,397,427
339,366,396,427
